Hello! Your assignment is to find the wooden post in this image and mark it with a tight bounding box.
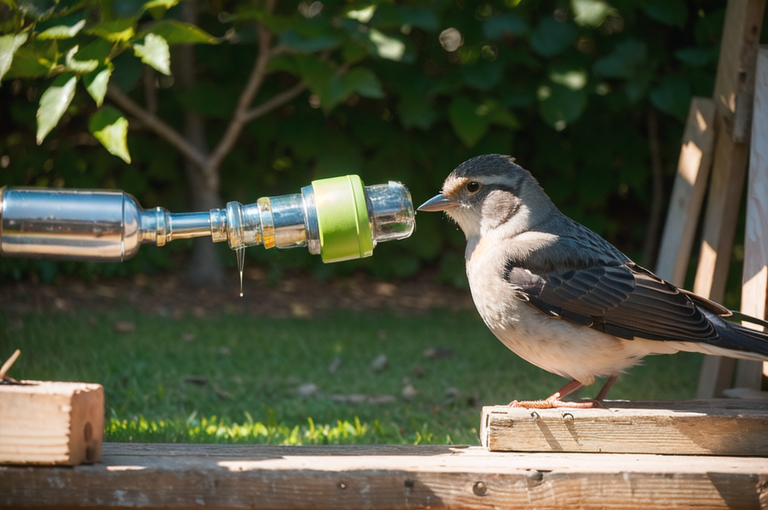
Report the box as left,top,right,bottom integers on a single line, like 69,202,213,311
737,46,768,390
655,97,717,286
695,0,766,399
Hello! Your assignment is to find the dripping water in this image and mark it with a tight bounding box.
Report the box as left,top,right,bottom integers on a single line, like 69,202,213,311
236,247,245,297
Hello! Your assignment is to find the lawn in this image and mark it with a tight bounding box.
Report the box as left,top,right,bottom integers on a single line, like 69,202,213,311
1,296,704,445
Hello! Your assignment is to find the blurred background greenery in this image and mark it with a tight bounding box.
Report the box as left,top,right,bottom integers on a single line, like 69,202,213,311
1,0,765,294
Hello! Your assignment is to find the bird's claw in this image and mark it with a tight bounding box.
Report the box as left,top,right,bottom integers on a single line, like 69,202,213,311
508,392,601,409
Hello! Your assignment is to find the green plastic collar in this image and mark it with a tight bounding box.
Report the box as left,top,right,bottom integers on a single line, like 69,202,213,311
312,175,373,263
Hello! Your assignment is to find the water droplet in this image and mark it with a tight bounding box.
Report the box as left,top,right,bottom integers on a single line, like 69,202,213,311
236,247,245,297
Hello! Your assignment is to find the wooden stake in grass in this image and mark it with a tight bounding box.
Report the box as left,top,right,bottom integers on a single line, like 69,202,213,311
0,349,21,381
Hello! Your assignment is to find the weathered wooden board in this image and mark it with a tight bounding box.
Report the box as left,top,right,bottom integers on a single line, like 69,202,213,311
1,442,767,509
695,0,766,399
481,400,768,456
655,97,717,287
0,380,103,465
738,46,768,390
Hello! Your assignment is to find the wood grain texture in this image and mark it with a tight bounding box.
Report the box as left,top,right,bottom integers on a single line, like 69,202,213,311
0,381,103,465
1,442,767,509
738,46,768,390
695,0,766,399
481,400,768,457
656,97,717,286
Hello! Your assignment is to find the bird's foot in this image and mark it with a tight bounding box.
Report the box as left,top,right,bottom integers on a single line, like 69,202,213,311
508,392,600,409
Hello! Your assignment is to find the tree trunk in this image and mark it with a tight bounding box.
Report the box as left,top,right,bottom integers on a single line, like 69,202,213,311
176,1,225,287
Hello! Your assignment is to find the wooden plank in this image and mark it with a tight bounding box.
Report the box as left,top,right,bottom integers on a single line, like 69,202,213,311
738,46,768,391
1,442,767,509
695,0,766,399
481,400,768,456
0,381,103,465
655,97,717,286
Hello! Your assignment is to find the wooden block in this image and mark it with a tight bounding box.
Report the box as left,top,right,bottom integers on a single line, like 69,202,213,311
1,443,767,509
655,97,717,287
0,381,103,465
481,400,768,456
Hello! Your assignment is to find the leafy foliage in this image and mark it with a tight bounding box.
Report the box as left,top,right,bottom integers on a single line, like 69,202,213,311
1,0,759,285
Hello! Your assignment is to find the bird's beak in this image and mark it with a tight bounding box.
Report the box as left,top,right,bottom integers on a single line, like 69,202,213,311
417,193,457,212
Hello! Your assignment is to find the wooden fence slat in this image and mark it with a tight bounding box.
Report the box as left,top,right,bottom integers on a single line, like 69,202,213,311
655,97,717,286
695,0,766,398
738,46,768,390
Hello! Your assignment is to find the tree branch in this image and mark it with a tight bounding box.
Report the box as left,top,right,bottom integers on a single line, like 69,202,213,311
106,84,207,169
207,13,275,170
242,81,307,123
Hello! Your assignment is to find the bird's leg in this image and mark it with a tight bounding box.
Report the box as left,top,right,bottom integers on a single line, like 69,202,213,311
593,374,618,402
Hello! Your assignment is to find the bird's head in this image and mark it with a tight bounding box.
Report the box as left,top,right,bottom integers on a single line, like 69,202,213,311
418,154,555,240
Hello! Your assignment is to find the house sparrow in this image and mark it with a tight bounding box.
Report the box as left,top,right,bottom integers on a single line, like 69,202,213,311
418,154,768,408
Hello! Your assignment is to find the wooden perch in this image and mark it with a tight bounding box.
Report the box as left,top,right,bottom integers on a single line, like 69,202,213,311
481,400,768,456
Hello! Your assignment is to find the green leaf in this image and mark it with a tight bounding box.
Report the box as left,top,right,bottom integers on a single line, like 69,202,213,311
369,5,440,32
650,78,691,121
644,0,688,29
145,20,218,45
0,32,28,82
530,17,577,58
538,83,587,130
83,64,112,106
89,106,131,163
484,100,520,130
65,45,99,74
36,73,77,144
368,29,405,61
674,47,714,67
483,12,529,39
296,56,345,111
341,68,383,99
397,92,436,130
87,19,136,43
133,33,171,76
594,39,647,79
549,65,588,91
38,18,86,40
462,60,505,91
279,28,339,53
448,97,489,147
571,0,613,27
143,0,179,19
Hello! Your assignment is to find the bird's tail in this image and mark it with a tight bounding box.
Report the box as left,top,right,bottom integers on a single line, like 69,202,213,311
713,312,768,360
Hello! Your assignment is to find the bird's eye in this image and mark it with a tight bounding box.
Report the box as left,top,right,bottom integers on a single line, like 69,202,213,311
466,181,480,193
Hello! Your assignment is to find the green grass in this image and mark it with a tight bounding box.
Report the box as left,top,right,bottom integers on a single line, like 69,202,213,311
1,307,704,445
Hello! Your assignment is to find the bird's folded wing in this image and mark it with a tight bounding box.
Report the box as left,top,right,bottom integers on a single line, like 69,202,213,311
506,262,719,342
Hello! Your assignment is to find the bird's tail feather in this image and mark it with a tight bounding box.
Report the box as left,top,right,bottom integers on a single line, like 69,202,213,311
715,316,768,359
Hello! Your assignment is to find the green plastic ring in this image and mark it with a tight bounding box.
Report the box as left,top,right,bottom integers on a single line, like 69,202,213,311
312,175,374,263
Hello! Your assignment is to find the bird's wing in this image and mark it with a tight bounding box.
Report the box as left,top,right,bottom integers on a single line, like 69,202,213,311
505,260,719,342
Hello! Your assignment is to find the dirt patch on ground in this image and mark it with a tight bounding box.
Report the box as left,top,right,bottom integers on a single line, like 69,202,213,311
1,270,475,319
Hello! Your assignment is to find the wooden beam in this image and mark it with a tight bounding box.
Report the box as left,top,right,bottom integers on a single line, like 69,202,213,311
655,97,717,286
480,400,768,456
695,0,766,399
737,46,768,390
1,442,766,509
0,381,103,466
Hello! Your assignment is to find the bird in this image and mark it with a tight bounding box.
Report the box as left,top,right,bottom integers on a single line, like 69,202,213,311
418,154,768,408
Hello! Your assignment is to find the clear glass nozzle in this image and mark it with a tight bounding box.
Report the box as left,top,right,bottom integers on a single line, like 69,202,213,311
221,176,415,263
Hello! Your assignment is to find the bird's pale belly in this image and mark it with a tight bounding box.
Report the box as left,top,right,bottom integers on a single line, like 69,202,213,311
482,300,683,386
